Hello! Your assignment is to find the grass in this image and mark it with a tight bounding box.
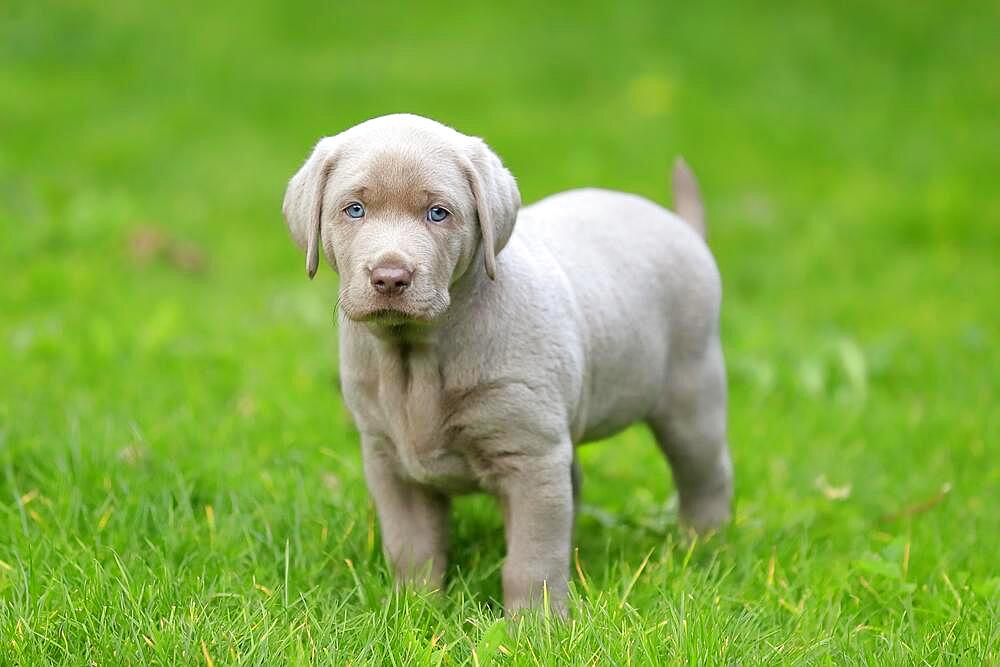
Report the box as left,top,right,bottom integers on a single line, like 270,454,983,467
1,0,998,663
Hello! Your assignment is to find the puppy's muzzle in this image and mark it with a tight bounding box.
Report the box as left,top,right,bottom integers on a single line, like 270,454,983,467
371,263,413,297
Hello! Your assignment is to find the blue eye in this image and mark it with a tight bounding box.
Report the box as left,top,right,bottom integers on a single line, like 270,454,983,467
427,206,450,223
344,203,365,219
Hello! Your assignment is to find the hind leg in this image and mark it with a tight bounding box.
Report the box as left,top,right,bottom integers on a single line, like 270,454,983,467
648,340,733,533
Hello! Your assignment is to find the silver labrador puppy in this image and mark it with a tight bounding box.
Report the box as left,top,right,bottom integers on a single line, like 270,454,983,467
282,113,732,616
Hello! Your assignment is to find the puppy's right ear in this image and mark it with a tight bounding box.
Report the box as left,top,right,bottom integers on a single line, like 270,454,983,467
282,137,339,279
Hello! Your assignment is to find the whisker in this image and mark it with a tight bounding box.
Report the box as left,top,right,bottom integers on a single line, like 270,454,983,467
332,295,343,323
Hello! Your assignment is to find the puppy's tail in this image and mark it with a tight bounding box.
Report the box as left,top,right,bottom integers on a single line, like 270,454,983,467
672,157,706,239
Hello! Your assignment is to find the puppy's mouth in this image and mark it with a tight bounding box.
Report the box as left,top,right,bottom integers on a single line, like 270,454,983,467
339,285,450,326
340,299,434,325
356,308,428,325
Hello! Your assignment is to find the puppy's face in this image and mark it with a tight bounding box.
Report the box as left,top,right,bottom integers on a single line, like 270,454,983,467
324,144,476,324
282,114,520,327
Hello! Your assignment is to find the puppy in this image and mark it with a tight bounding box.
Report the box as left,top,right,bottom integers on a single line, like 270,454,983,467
282,114,732,616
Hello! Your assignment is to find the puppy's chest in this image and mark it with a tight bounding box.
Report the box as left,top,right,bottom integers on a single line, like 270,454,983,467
350,349,481,492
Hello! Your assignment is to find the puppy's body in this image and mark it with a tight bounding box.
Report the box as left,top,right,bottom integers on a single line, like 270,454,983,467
283,114,732,615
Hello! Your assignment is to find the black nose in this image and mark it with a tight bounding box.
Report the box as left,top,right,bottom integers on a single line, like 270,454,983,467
370,265,413,296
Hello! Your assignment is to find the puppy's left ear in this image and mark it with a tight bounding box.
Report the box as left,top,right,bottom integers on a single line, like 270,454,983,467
282,137,340,279
463,138,521,280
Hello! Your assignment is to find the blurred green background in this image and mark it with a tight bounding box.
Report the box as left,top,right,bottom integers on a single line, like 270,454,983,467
1,0,998,663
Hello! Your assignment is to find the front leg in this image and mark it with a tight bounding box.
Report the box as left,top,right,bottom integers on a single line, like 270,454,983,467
498,448,574,617
361,436,450,589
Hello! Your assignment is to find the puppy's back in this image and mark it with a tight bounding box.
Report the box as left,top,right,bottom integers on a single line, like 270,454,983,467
512,188,721,440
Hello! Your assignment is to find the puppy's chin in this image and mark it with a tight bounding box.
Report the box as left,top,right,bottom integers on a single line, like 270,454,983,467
343,306,441,343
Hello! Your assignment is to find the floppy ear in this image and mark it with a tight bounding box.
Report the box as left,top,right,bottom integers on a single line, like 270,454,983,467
282,137,339,279
462,138,521,280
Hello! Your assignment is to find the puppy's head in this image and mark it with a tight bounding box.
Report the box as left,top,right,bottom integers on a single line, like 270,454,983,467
282,114,520,326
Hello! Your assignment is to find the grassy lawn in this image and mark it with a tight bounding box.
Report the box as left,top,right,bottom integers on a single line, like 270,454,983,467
1,0,998,663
